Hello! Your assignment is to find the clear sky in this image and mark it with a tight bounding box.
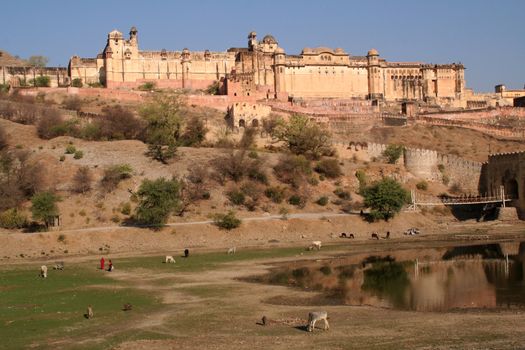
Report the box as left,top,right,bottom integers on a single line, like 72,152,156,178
1,0,523,92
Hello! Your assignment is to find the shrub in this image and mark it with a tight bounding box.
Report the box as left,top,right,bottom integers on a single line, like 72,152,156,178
213,211,241,230
73,150,84,159
57,234,66,242
205,81,220,95
65,145,76,154
316,196,329,206
288,194,306,207
101,164,133,192
362,178,410,221
437,164,445,172
227,189,245,205
71,78,83,88
442,174,450,185
62,96,83,111
416,180,428,191
265,186,286,203
334,188,351,200
0,125,7,151
248,150,259,159
0,208,27,229
121,202,131,215
320,265,332,275
212,150,265,184
238,127,257,149
59,155,65,162
98,105,145,140
88,82,103,88
72,166,92,193
315,158,342,178
134,177,183,226
274,154,312,188
355,169,367,190
138,82,156,91
449,183,462,194
32,76,51,87
382,145,404,164
179,116,208,146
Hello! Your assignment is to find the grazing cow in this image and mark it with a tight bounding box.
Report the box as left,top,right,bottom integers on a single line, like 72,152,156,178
307,311,329,332
311,241,322,250
371,233,379,240
339,232,347,238
53,262,64,270
184,249,189,258
227,247,236,255
165,256,176,263
122,303,132,311
86,305,93,319
40,265,48,278
349,233,355,239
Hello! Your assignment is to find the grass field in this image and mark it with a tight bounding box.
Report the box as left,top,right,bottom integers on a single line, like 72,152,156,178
0,246,308,349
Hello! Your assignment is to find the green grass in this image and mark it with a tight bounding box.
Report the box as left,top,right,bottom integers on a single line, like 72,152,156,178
0,265,159,349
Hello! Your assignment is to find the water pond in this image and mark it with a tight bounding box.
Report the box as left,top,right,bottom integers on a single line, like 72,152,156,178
250,242,525,311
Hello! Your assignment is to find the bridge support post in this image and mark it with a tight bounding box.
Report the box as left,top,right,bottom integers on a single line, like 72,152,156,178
500,185,506,208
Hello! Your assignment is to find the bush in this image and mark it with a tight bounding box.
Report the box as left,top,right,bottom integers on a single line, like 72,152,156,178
179,116,208,146
138,82,156,91
0,125,7,151
449,183,462,194
73,150,84,159
416,180,428,191
62,96,83,111
0,208,27,229
265,186,286,203
134,177,183,226
288,194,306,207
59,155,65,162
205,81,220,95
65,145,76,154
32,76,51,87
71,78,83,88
213,211,241,230
355,169,367,189
121,202,131,215
382,145,404,164
334,188,351,200
101,164,133,192
442,174,450,185
72,166,92,193
238,127,257,149
98,105,145,140
437,164,445,173
274,154,312,188
362,178,410,221
315,158,342,178
227,189,245,205
316,196,329,206
212,150,266,184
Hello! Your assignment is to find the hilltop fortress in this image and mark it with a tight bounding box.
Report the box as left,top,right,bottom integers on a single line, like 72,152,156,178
68,27,467,105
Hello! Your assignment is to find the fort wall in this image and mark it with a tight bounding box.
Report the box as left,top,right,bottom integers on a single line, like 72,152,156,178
1,66,69,88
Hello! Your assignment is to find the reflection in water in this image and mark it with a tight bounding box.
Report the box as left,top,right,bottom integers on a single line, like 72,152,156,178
259,243,525,311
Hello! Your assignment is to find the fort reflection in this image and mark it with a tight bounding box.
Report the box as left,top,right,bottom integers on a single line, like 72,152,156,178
261,243,525,311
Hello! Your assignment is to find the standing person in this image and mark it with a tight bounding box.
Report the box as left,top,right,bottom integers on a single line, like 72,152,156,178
100,257,105,270
107,259,113,272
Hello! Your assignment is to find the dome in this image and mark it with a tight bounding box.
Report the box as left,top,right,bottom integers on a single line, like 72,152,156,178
108,30,123,38
248,31,257,39
130,26,138,33
367,48,379,56
334,48,345,54
262,34,278,45
275,47,285,54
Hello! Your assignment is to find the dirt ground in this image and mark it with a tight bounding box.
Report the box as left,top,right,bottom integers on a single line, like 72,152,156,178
50,231,525,350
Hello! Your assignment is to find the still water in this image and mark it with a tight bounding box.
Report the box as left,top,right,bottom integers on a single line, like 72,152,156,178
255,243,525,311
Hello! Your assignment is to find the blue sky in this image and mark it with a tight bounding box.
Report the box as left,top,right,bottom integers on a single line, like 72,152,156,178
1,0,523,92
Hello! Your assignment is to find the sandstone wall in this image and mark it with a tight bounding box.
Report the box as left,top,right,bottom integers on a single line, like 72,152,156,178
1,66,69,88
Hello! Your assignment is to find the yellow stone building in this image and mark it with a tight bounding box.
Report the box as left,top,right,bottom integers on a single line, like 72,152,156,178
69,27,465,103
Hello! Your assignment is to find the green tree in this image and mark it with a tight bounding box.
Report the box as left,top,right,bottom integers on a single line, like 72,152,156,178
134,177,183,227
140,93,184,163
180,116,208,146
27,55,48,67
382,144,404,164
31,192,60,228
362,178,410,221
273,114,333,159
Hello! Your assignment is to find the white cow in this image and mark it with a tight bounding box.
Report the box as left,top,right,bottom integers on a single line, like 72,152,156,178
307,311,329,332
311,241,322,250
40,265,48,278
165,256,176,263
227,247,236,255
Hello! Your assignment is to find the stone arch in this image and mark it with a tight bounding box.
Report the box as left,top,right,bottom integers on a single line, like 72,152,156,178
251,119,259,128
239,119,246,128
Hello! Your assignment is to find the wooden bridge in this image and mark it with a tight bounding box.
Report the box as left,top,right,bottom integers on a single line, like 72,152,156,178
408,186,514,209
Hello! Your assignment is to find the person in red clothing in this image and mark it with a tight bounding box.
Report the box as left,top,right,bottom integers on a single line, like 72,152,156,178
100,257,105,270
107,259,113,272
